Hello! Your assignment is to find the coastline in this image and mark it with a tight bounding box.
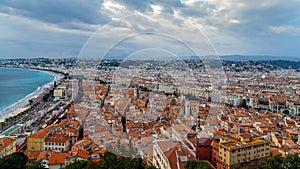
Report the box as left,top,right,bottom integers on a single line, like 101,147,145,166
0,68,64,121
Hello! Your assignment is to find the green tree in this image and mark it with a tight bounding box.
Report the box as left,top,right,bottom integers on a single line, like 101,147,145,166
26,162,46,169
258,155,283,169
232,164,243,169
145,165,157,169
185,160,213,169
62,160,98,169
246,163,257,169
282,153,300,169
0,152,28,169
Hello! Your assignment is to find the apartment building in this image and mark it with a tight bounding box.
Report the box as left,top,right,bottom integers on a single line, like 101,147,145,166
217,134,270,169
44,133,70,152
0,137,16,158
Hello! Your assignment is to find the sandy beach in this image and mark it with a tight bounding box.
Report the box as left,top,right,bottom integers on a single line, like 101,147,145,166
0,69,64,120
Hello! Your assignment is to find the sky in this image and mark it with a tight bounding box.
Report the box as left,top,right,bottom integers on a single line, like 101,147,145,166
0,0,300,59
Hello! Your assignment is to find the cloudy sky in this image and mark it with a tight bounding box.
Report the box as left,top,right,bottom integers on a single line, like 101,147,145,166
0,0,300,59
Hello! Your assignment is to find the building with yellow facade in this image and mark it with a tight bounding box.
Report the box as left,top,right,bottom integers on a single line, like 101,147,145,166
0,137,16,158
27,128,49,152
217,134,270,169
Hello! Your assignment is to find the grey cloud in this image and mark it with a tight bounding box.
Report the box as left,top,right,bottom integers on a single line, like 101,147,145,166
1,0,300,57
215,0,300,33
115,0,182,14
0,0,110,28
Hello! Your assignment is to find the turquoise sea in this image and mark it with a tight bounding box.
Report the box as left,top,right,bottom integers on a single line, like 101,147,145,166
0,67,54,112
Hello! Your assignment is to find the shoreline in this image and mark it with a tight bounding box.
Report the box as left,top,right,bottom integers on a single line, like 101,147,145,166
0,67,64,121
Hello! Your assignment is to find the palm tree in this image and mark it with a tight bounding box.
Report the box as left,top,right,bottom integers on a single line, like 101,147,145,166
0,122,4,130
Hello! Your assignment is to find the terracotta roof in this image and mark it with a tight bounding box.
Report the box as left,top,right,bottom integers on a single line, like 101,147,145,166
156,141,195,169
48,152,70,165
28,128,49,139
284,139,298,147
211,141,219,149
26,151,51,161
0,137,15,152
239,133,251,139
45,133,69,143
71,149,89,159
286,129,299,135
270,148,282,156
71,120,81,126
288,148,300,154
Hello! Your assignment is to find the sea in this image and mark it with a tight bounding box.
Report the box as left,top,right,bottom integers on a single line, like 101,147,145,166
0,67,54,112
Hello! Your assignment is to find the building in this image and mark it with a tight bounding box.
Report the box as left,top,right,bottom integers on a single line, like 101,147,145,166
48,152,70,169
211,140,219,168
196,138,212,162
153,140,195,169
0,137,16,158
217,134,270,169
44,133,70,152
53,84,67,100
27,128,49,152
286,129,299,143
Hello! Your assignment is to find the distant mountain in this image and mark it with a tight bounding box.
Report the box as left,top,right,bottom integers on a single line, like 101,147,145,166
106,55,300,61
220,55,300,61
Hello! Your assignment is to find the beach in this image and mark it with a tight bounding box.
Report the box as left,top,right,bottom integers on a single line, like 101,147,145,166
0,68,64,121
